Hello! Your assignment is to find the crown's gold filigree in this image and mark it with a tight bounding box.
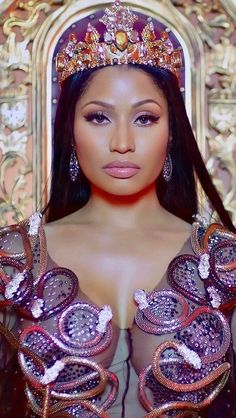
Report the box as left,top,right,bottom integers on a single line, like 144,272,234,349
56,0,182,84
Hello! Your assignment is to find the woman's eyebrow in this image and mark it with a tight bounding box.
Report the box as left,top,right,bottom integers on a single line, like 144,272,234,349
132,99,162,109
81,100,114,110
81,99,162,110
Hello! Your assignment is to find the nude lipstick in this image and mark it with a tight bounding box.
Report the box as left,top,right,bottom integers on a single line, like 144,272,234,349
103,161,140,178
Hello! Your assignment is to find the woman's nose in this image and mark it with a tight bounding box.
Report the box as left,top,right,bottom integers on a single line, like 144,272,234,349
109,123,135,153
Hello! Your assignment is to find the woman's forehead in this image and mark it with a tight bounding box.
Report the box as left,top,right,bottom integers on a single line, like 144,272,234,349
77,66,167,106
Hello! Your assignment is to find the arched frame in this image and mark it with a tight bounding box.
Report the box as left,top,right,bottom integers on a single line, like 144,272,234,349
34,0,205,208
0,0,235,225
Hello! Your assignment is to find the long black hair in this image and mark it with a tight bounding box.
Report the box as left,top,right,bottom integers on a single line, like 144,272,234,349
44,64,235,231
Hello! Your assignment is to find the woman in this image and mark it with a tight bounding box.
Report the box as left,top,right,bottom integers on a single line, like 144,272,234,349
0,1,235,417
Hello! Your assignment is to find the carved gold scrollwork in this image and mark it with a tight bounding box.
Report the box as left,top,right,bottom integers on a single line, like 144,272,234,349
207,91,236,218
0,0,59,225
3,2,52,39
206,33,236,222
172,0,236,223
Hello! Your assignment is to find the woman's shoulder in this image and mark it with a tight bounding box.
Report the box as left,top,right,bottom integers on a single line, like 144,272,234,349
0,211,83,254
43,210,90,244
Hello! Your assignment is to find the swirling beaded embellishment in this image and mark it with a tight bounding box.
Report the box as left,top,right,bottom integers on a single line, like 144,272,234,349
191,221,236,310
168,222,236,310
0,214,118,417
135,221,236,417
134,289,190,334
19,303,117,417
134,288,231,416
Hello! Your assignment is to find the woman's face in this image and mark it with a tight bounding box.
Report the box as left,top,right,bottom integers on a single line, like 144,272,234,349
74,66,169,196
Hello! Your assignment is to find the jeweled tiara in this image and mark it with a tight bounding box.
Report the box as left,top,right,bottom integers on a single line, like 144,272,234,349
56,0,182,83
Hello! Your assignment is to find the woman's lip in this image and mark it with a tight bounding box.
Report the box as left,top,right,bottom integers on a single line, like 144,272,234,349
103,166,140,178
103,161,140,169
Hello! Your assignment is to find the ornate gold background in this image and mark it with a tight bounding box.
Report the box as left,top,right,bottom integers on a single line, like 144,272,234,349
0,0,235,226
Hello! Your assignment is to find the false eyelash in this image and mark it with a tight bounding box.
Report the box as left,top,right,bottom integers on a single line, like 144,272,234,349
142,114,160,121
84,111,160,124
135,113,160,123
84,111,109,122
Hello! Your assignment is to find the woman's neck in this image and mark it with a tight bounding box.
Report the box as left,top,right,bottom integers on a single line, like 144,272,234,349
71,183,170,230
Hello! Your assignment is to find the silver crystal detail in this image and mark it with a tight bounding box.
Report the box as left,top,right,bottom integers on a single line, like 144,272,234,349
148,20,154,31
178,343,202,370
100,0,138,34
133,289,149,310
31,298,45,318
164,39,174,54
198,253,210,279
5,273,25,299
28,212,42,236
40,360,65,385
104,32,113,43
194,214,209,227
129,30,139,43
96,305,113,333
207,286,221,308
65,41,76,57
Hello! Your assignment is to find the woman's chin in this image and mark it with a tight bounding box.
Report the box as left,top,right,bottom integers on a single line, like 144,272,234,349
90,181,157,200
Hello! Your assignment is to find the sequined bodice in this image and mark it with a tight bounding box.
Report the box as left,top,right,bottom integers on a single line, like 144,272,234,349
0,214,236,418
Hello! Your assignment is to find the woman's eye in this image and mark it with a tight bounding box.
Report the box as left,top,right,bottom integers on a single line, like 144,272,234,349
85,112,109,124
135,114,160,125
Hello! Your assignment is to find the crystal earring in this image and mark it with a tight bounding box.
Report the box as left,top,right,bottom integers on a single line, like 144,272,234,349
163,153,172,182
69,148,80,182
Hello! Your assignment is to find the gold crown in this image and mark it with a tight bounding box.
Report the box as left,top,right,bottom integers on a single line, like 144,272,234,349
56,0,182,84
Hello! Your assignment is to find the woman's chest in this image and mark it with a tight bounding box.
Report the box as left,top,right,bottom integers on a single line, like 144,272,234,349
48,253,170,329
45,227,189,328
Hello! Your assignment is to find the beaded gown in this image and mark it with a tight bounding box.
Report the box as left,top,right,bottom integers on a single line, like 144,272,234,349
0,213,235,418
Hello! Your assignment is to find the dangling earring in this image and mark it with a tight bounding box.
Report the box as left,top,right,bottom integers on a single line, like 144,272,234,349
163,153,172,182
69,148,80,182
